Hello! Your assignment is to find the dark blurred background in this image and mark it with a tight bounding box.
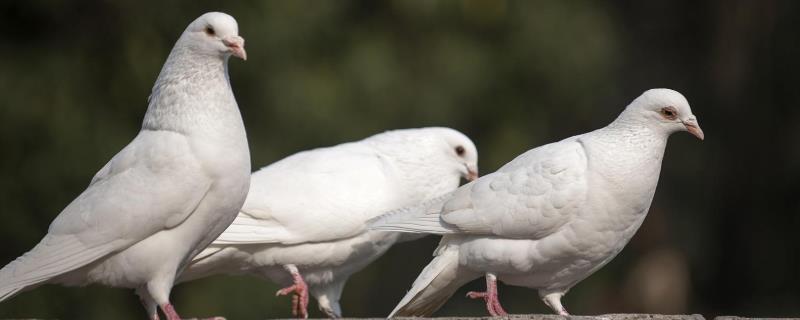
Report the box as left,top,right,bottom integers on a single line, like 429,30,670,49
1,0,798,319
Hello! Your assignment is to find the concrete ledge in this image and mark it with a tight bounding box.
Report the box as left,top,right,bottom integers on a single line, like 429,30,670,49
716,317,800,320
9,315,800,320
275,314,707,320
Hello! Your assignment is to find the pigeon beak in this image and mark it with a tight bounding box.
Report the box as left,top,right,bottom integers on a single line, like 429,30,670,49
682,116,704,141
465,165,479,182
223,36,247,61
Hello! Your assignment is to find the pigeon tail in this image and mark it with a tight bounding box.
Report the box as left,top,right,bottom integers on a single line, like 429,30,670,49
177,245,231,284
368,192,456,234
0,234,115,303
389,244,478,317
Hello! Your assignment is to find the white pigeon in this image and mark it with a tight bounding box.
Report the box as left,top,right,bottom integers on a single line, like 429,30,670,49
0,12,250,320
371,89,704,317
177,127,478,318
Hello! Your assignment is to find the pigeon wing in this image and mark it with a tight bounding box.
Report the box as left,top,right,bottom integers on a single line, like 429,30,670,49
0,129,213,298
214,142,396,245
440,138,588,239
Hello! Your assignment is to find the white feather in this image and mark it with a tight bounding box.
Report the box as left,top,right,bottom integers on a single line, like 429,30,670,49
0,13,251,319
382,89,703,316
178,127,479,317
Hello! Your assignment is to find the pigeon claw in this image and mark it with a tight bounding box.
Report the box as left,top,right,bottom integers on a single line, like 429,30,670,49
467,290,508,316
276,266,310,319
466,273,508,317
276,283,309,318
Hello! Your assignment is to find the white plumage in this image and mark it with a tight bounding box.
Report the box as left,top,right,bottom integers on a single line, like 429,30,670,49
178,127,478,318
0,12,250,320
371,89,704,317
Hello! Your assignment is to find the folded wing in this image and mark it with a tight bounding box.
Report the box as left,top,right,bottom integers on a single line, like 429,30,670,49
0,130,213,301
372,138,588,240
213,141,398,245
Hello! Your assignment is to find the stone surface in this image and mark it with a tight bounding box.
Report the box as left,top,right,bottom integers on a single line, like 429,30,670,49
716,317,800,320
9,314,800,320
275,314,706,320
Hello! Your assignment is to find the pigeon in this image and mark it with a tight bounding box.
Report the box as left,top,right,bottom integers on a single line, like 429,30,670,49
370,89,703,317
177,127,478,318
0,12,250,320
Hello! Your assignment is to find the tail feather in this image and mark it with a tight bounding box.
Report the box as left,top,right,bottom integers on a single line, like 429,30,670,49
178,245,240,284
369,192,456,234
0,235,115,303
389,244,478,317
178,246,224,284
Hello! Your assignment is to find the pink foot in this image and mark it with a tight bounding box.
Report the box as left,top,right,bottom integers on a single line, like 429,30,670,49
159,303,225,320
275,265,309,319
466,274,508,316
160,303,182,320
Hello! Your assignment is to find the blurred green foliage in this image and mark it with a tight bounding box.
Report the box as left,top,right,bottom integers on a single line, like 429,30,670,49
0,0,798,319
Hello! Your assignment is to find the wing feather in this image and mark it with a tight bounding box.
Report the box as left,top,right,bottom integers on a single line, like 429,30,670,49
214,142,396,244
440,139,588,238
212,212,289,244
0,234,119,301
372,137,588,240
0,130,214,300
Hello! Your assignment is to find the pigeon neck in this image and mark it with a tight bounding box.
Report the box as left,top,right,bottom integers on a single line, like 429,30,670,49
606,111,672,142
142,43,240,136
594,117,669,163
573,117,671,239
578,117,669,221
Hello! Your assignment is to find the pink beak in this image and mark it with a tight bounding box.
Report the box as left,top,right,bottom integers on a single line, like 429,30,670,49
223,36,247,61
466,167,479,181
683,117,704,141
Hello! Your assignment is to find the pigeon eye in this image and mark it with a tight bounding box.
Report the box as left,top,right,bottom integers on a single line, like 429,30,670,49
204,26,215,36
455,146,465,156
660,107,677,120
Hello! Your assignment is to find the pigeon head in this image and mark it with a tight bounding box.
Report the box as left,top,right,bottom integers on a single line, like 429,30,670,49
368,128,479,183
447,130,479,181
623,88,704,140
183,12,246,60
429,128,479,182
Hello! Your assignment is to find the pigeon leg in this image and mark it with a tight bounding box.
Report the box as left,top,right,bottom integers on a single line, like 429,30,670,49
158,303,224,320
160,303,182,320
466,273,508,316
276,264,309,318
542,292,569,316
313,279,345,318
136,286,161,320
